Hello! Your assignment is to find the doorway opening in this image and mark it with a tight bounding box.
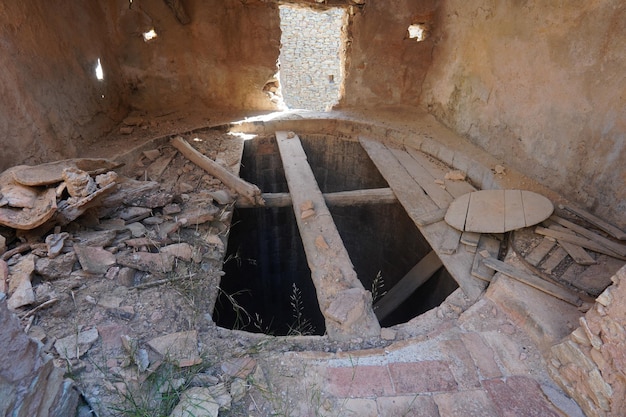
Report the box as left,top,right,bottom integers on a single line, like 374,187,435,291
278,5,347,112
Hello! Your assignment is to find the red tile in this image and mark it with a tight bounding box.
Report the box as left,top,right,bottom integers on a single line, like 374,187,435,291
483,376,562,417
389,361,458,394
326,365,394,397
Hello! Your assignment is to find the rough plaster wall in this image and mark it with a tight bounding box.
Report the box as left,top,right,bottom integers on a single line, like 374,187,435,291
337,0,437,108
422,1,626,227
0,2,127,171
279,7,344,111
106,0,281,113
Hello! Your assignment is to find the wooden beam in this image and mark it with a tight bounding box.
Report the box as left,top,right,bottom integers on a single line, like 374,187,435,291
171,136,263,206
276,131,380,340
374,251,443,321
563,205,626,241
550,215,626,257
235,188,397,208
482,257,582,306
535,226,626,260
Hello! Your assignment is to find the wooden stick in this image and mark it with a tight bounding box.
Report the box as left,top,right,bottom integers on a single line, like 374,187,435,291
482,257,582,306
171,136,263,206
374,251,443,321
236,188,397,208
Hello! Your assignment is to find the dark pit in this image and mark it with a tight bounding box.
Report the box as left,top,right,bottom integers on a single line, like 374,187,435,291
213,134,458,335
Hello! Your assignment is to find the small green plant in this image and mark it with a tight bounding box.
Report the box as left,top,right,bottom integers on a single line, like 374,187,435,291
371,270,387,304
288,283,315,336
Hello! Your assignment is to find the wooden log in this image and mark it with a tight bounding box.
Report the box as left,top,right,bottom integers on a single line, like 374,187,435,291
171,136,263,206
550,215,626,257
482,257,582,306
235,188,397,208
535,226,626,260
374,251,443,321
563,205,626,241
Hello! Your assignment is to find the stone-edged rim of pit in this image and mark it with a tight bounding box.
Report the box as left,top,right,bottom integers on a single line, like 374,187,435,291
113,110,572,345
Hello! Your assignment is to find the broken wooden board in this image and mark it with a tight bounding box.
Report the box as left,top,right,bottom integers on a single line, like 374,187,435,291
471,235,501,282
558,240,597,266
483,257,582,306
10,158,122,186
563,205,626,241
374,251,442,321
535,226,625,260
277,131,380,340
445,189,554,234
236,188,397,208
541,247,568,274
360,136,485,301
550,215,626,257
525,237,557,267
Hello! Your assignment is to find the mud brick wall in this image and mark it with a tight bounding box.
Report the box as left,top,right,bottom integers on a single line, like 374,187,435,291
549,264,626,417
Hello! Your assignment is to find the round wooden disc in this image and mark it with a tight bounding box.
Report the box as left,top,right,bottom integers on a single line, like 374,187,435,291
444,189,553,233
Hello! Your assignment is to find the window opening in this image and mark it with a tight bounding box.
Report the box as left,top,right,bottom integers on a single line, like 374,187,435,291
278,5,347,111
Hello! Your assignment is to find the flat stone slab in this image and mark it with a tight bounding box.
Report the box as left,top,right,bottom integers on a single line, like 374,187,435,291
445,190,553,233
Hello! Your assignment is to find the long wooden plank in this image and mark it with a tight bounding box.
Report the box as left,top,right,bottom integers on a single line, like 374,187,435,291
558,240,597,266
405,148,476,198
541,247,568,274
483,258,582,306
563,205,626,241
360,137,485,300
551,215,626,257
359,138,439,216
374,251,442,321
535,227,626,260
277,131,380,339
390,148,454,209
236,188,398,208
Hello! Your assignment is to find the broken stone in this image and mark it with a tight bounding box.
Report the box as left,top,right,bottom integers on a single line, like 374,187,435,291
35,252,76,280
287,131,296,139
142,216,164,225
74,245,117,274
221,356,257,379
105,266,119,280
142,149,161,161
204,234,225,252
73,229,117,247
117,267,136,287
163,203,182,215
126,190,174,209
230,378,247,402
444,170,467,181
315,235,329,250
7,254,36,309
95,171,118,188
147,330,201,367
208,190,235,205
177,182,195,194
116,251,174,274
123,116,144,127
494,164,506,174
169,387,219,417
434,179,445,185
207,383,232,410
301,209,315,220
179,205,219,225
381,327,397,341
121,335,150,372
0,234,6,255
62,167,97,198
118,206,152,221
54,328,99,360
160,243,193,261
300,200,314,211
157,221,182,239
126,222,147,238
45,232,70,258
119,126,134,135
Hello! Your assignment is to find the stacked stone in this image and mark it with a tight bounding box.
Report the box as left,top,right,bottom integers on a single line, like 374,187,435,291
279,7,344,112
549,264,626,417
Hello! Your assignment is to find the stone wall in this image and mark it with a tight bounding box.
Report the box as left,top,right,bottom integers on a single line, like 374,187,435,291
549,265,626,417
279,6,345,111
421,0,626,228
